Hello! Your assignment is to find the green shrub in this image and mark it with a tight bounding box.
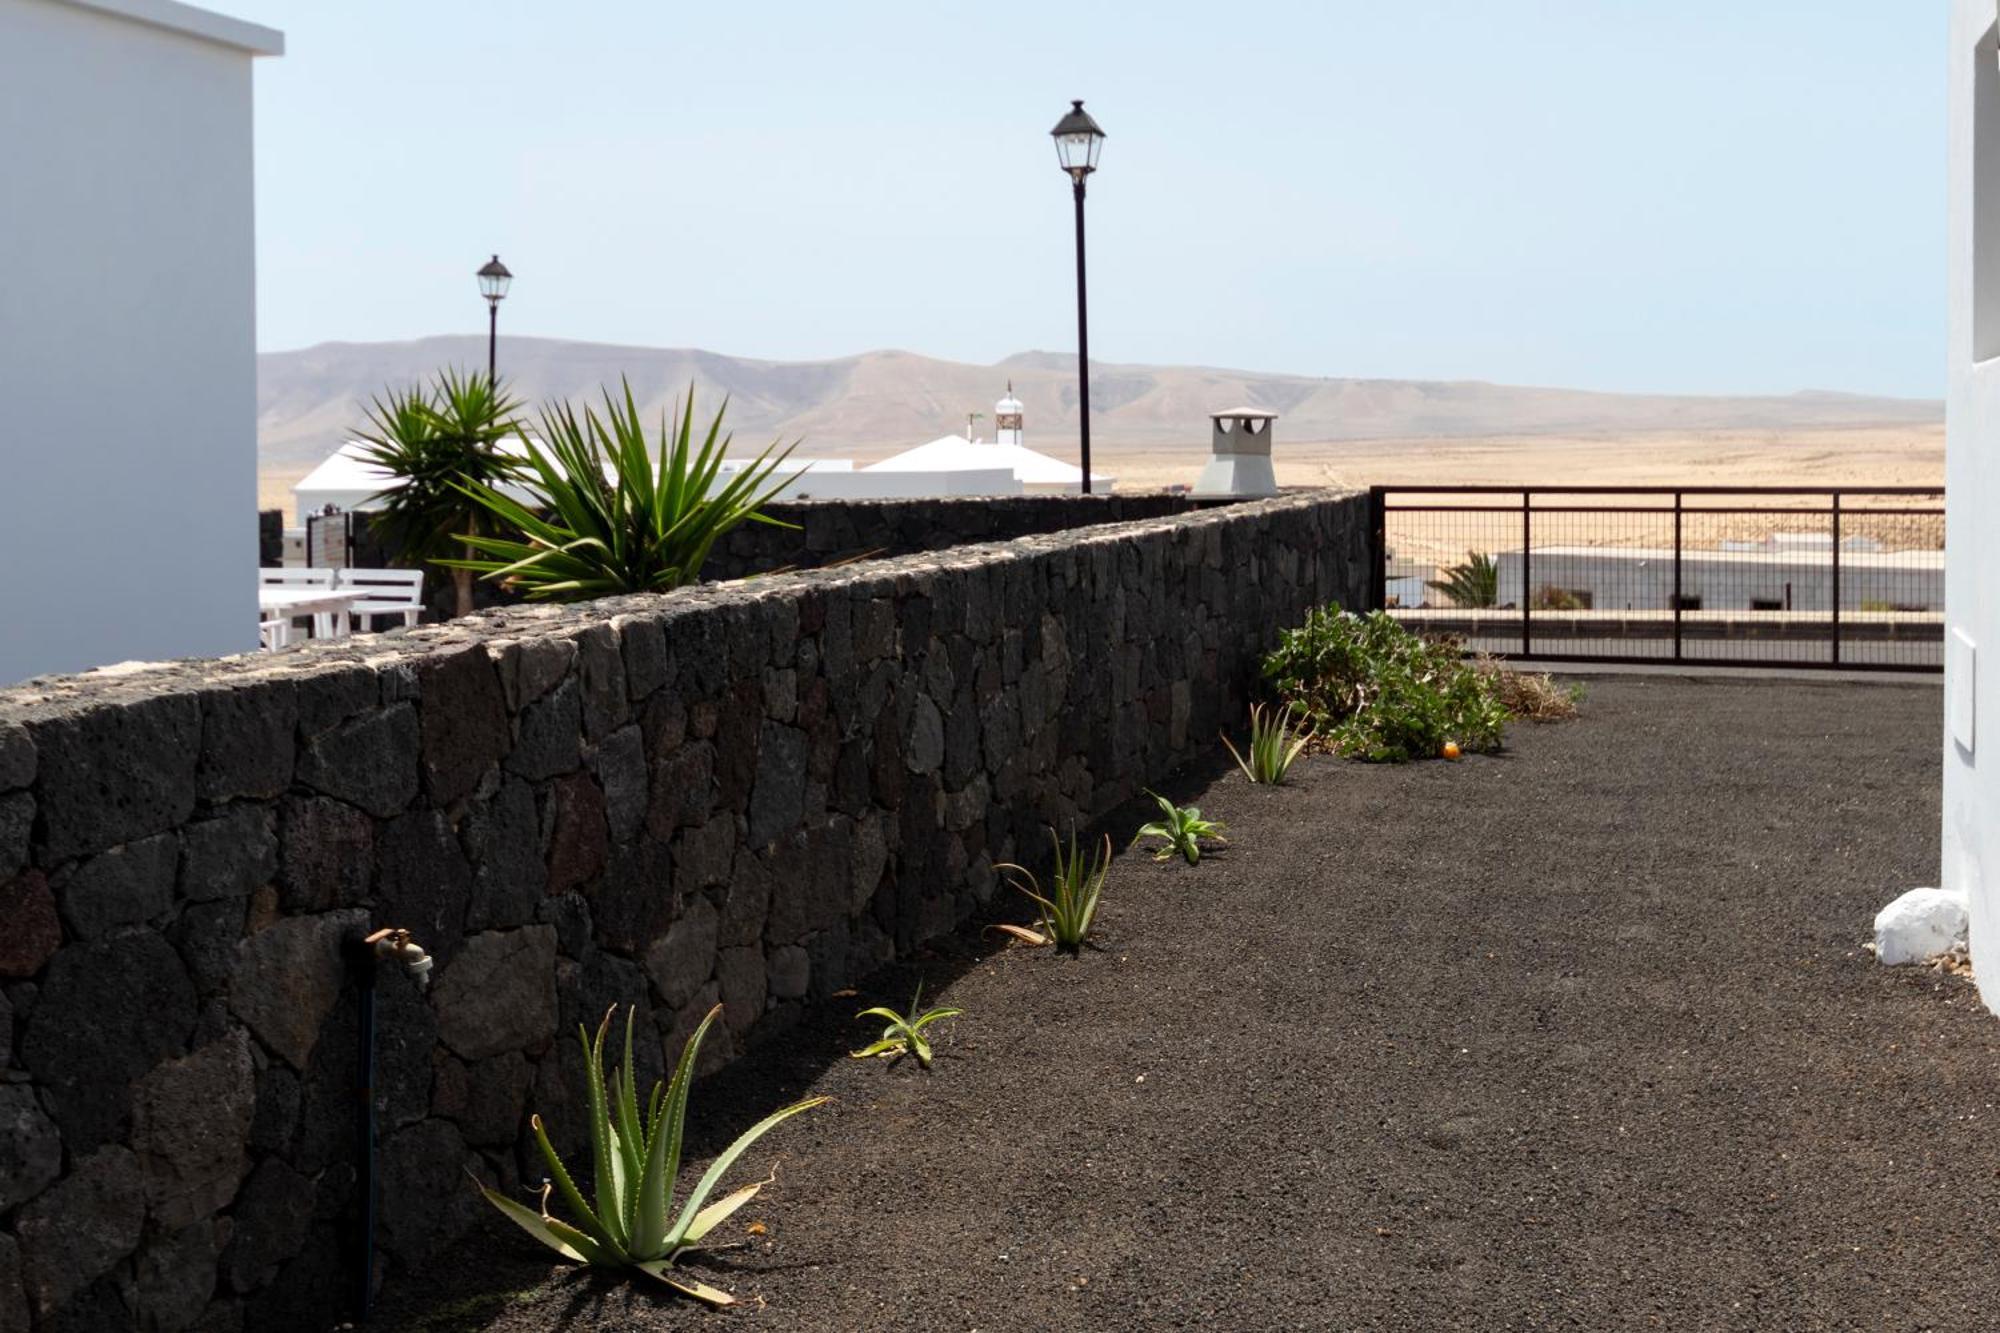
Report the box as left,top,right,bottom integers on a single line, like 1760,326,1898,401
1262,606,1510,763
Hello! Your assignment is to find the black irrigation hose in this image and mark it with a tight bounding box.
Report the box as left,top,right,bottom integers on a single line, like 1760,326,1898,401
342,934,381,1323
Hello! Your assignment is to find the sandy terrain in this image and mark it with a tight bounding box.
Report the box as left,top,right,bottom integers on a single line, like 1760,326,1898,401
1101,423,1944,493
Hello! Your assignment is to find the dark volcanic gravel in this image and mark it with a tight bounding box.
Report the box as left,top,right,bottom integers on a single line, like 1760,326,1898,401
374,675,1994,1332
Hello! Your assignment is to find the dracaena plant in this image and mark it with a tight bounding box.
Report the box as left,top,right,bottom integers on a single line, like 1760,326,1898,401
450,380,796,601
850,982,964,1070
478,1004,827,1306
1222,701,1313,785
351,368,525,618
993,827,1111,956
1133,790,1226,865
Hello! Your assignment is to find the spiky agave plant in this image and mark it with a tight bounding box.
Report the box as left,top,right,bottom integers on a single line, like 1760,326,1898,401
478,1004,827,1305
1222,702,1313,785
992,827,1111,956
449,381,796,601
1133,790,1226,865
849,982,964,1070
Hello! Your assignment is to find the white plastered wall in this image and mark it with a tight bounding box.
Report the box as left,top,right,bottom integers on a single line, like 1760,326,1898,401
1946,0,2000,1010
0,0,280,682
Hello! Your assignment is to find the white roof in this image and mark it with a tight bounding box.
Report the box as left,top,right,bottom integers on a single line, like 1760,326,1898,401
864,435,1113,487
292,442,394,503
60,0,284,54
292,437,541,517
1211,406,1278,421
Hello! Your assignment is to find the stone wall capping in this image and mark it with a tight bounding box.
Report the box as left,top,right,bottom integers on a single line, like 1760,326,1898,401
0,488,1370,1328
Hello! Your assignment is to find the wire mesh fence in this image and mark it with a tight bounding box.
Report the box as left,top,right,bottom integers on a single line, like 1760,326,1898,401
1370,487,1944,672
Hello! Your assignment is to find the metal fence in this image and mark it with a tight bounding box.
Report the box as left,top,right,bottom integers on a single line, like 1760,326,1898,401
1368,486,1945,672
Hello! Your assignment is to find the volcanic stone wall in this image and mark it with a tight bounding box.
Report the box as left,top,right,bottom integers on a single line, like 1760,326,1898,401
355,491,1204,622
0,489,1372,1330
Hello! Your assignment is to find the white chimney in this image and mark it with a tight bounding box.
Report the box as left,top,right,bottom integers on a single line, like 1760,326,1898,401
1192,407,1278,498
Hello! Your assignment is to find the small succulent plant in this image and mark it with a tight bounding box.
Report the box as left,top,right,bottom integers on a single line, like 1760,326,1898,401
850,983,964,1069
993,827,1111,956
1133,790,1226,864
1222,702,1313,785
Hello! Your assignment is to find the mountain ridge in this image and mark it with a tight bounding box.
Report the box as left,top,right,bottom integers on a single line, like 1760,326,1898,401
258,335,1943,472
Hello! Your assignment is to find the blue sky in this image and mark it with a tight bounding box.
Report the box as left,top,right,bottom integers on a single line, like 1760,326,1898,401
241,1,1944,398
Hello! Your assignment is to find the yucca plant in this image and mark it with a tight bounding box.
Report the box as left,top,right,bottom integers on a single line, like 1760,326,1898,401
992,827,1111,956
1222,702,1313,785
1133,790,1226,865
850,983,964,1069
478,1004,827,1306
352,368,525,617
450,380,796,600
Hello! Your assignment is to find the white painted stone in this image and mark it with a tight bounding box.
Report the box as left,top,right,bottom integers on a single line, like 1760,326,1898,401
1873,887,1970,966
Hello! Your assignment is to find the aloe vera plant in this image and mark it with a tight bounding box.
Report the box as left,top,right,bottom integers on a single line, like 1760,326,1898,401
1222,701,1313,785
850,983,964,1069
993,827,1111,955
1133,790,1226,864
478,1004,827,1305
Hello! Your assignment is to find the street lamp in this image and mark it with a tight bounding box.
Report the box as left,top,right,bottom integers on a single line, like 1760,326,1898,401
476,254,512,384
1050,99,1105,494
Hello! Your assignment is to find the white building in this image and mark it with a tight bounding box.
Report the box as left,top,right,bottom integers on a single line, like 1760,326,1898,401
0,0,281,683
861,383,1115,494
296,383,1110,516
1488,538,1943,613
1947,0,2000,1011
293,436,546,522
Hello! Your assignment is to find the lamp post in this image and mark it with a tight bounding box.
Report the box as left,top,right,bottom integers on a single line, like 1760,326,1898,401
1050,99,1105,494
476,254,512,384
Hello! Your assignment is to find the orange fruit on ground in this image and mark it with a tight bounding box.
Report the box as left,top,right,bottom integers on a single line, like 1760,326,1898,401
1442,741,1462,760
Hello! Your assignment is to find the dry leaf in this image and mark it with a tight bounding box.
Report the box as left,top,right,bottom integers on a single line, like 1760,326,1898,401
984,923,1048,946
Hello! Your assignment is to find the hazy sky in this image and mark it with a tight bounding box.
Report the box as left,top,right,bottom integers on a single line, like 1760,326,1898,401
240,1,1944,399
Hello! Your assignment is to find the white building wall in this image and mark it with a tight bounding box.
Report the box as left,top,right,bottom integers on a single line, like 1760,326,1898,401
1947,0,2000,1012
1490,550,1943,613
0,0,280,683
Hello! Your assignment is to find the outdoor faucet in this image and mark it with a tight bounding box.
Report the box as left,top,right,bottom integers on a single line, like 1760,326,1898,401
364,926,432,990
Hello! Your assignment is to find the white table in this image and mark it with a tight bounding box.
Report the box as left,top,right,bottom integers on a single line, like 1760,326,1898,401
259,588,356,638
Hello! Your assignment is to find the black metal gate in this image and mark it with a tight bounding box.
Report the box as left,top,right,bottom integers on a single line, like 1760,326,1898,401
1369,486,1944,672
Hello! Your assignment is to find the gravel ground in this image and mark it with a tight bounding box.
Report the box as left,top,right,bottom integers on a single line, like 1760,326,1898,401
374,674,1991,1333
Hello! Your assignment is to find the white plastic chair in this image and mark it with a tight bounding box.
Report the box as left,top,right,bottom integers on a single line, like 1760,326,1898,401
336,568,426,632
257,619,293,651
